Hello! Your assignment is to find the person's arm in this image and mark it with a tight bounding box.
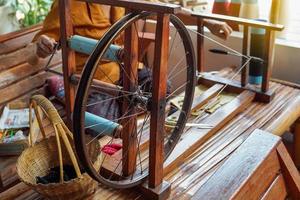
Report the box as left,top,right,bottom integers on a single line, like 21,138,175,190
203,19,233,40
27,34,57,65
176,11,233,40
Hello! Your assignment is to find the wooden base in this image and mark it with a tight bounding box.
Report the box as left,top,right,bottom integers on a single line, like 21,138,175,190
139,180,171,200
198,74,275,103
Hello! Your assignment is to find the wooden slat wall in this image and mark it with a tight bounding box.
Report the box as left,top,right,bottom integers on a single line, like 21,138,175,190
0,25,63,191
0,25,62,107
0,24,41,54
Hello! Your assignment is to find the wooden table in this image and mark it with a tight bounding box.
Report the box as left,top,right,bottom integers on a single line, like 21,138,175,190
1,74,300,200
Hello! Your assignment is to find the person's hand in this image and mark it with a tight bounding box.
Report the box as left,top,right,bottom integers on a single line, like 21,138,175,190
204,19,233,40
36,35,57,58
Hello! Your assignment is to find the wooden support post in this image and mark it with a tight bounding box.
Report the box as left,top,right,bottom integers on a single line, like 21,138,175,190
122,10,139,176
241,25,250,87
149,13,170,189
261,29,274,92
59,0,76,128
197,18,204,73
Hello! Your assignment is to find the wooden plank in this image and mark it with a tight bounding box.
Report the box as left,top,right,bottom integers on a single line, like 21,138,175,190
198,74,275,102
277,142,300,200
0,44,34,72
241,25,250,87
80,0,181,14
164,90,255,175
0,25,41,55
0,54,61,89
0,43,61,72
0,72,49,105
191,12,284,31
14,189,42,200
0,156,18,189
191,129,281,200
59,0,76,127
191,84,223,111
0,182,31,200
265,96,300,136
271,78,300,90
149,13,170,188
261,174,287,200
7,86,48,106
122,12,139,176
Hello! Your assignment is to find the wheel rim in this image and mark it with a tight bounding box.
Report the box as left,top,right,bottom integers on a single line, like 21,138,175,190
73,12,196,189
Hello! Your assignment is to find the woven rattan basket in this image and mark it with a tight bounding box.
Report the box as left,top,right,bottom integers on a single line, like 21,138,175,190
16,95,101,200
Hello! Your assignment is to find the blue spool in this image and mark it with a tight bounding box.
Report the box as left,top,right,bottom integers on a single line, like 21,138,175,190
84,112,120,136
249,19,266,85
68,35,121,62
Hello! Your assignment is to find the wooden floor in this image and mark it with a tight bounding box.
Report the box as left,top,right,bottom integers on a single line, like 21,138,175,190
1,71,300,199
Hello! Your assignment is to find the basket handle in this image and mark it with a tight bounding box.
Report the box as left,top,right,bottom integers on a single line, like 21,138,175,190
29,95,82,182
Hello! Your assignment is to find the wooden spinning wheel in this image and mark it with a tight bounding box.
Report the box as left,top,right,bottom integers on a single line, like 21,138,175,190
73,11,196,189
57,0,284,199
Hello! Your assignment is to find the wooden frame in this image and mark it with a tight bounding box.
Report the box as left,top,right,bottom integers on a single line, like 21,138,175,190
193,12,284,103
57,0,284,199
58,0,181,198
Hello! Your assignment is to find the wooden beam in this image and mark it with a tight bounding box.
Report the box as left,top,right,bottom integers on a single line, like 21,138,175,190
191,129,281,200
79,0,181,14
149,13,170,188
59,0,76,128
164,90,255,175
122,13,139,176
241,25,250,87
277,142,300,200
198,74,275,102
191,12,284,31
197,18,204,73
70,74,121,97
261,29,274,92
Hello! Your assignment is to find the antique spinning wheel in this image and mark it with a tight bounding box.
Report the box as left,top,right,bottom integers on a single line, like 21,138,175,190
72,11,196,189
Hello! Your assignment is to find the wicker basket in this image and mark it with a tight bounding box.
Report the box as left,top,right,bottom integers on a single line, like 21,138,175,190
16,95,101,200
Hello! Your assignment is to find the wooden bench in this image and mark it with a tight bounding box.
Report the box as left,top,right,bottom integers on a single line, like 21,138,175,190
0,24,62,106
0,25,63,192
